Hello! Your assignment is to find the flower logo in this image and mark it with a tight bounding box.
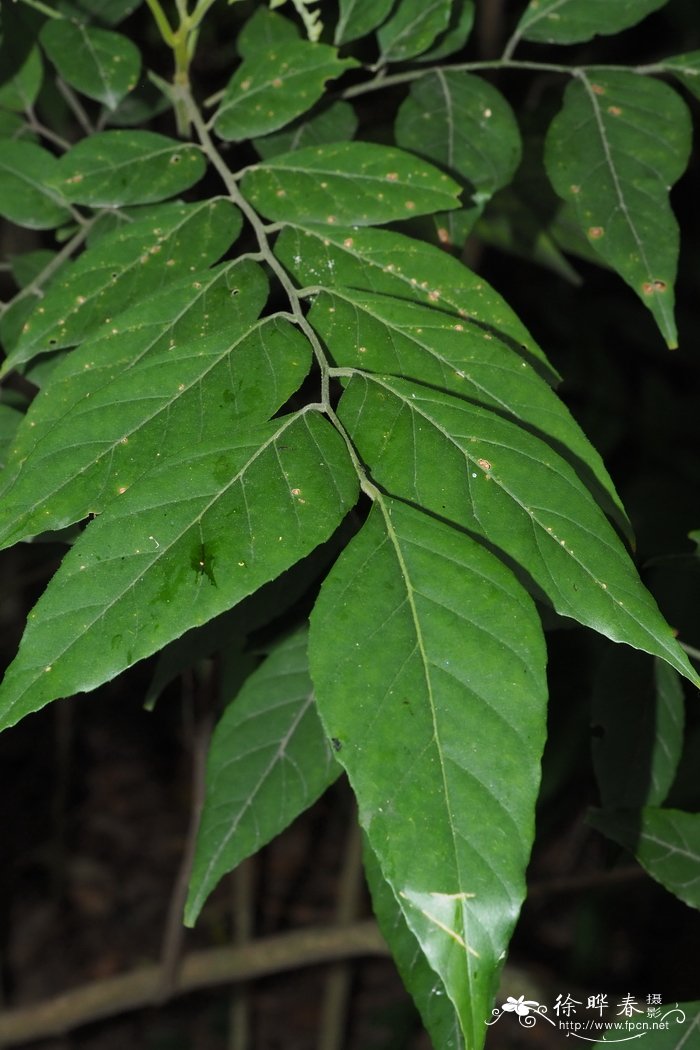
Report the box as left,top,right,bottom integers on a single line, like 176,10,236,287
502,995,541,1016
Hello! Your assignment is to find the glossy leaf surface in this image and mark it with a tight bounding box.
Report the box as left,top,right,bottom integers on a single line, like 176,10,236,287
186,626,339,924
308,286,629,536
214,22,354,141
241,142,461,225
0,267,317,548
311,498,548,1047
0,410,358,732
514,0,667,45
281,226,629,536
52,130,206,206
275,223,552,374
337,374,699,684
395,72,521,237
2,199,241,372
39,20,140,110
545,72,692,347
364,843,466,1049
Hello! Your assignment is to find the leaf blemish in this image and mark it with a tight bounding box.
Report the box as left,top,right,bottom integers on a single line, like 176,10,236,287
591,83,605,95
643,279,667,295
588,226,604,239
607,105,622,117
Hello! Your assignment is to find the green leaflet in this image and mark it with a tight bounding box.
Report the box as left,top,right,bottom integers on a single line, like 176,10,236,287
415,0,474,62
337,373,700,685
363,843,466,1050
310,497,548,1048
0,44,43,110
307,286,630,537
660,51,700,101
0,410,358,732
253,100,357,160
591,650,684,808
589,808,700,910
237,7,300,54
52,130,206,206
186,626,339,925
377,0,452,63
334,0,395,44
275,223,554,378
2,198,241,371
0,265,318,548
544,71,692,348
241,141,461,226
39,20,141,110
0,140,71,230
514,0,668,46
395,71,520,196
0,404,23,469
214,17,355,141
75,0,143,24
395,71,521,238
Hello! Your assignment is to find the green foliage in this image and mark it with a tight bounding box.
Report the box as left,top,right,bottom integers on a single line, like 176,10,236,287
1,1,699,1048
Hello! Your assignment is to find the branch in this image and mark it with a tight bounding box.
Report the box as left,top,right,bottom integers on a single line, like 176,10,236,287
0,922,388,1047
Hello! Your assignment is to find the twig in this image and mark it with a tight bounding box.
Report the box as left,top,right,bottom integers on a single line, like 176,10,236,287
316,817,364,1050
57,78,94,137
0,922,388,1047
228,858,256,1050
157,676,213,1000
24,105,72,152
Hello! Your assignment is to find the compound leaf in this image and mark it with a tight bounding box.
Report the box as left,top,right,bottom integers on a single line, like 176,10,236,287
275,224,551,375
2,198,241,372
0,410,358,732
590,807,700,910
544,71,692,347
377,0,452,63
39,20,141,110
337,374,699,685
0,140,71,230
0,265,318,549
514,0,668,46
241,142,461,226
308,286,629,536
52,130,206,206
186,625,339,925
310,497,548,1047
